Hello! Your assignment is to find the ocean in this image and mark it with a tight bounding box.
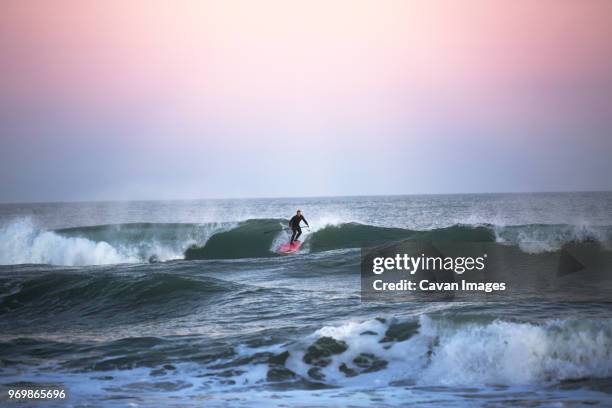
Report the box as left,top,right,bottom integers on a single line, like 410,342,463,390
1,192,612,407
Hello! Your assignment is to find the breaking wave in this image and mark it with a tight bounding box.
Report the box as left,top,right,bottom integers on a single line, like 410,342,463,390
0,219,231,266
207,315,612,388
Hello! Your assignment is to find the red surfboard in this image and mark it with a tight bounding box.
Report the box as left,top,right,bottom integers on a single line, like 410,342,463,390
278,240,302,254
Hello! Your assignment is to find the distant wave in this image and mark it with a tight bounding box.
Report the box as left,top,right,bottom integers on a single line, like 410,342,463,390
1,218,611,266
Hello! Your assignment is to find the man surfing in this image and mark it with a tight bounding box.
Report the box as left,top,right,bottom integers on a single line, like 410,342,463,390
289,209,309,244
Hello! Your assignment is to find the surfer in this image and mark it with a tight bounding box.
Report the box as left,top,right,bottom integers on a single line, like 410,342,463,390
289,210,309,244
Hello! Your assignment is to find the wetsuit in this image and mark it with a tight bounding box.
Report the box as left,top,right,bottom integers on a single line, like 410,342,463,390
289,215,309,243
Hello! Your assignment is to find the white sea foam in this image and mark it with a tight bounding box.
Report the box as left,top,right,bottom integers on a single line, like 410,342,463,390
0,219,229,266
281,315,612,387
493,223,611,253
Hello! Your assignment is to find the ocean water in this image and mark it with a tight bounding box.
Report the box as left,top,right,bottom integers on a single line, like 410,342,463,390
1,192,612,407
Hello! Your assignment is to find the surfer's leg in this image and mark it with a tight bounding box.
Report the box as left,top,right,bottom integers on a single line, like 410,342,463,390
294,226,302,241
290,229,297,243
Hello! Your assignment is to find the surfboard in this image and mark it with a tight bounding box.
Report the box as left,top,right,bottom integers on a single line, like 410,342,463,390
278,240,302,254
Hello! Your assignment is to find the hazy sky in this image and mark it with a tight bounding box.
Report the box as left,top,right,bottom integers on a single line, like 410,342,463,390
1,0,611,202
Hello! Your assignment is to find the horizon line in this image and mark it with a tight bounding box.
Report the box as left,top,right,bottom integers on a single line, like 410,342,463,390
1,189,611,206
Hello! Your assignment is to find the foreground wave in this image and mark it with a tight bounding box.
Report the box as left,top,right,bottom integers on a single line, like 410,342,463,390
3,314,612,389
1,218,611,265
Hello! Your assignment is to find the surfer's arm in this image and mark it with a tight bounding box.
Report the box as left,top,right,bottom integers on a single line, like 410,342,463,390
302,217,309,226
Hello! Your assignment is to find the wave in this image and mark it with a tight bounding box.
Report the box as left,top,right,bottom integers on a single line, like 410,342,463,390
208,315,612,388
1,218,611,265
182,221,495,260
0,271,240,319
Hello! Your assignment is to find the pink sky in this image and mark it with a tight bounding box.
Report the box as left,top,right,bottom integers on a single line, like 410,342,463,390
1,0,611,200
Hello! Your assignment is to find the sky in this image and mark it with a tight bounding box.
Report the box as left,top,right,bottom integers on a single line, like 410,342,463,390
1,0,611,202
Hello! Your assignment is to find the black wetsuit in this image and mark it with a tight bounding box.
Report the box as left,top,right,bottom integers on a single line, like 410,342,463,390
289,215,308,243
